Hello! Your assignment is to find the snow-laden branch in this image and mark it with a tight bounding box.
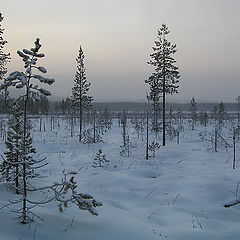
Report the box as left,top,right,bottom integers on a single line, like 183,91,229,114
27,173,102,216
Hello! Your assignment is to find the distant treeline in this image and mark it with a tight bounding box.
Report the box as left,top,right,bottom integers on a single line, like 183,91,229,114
1,92,239,114
90,102,238,113
49,100,240,115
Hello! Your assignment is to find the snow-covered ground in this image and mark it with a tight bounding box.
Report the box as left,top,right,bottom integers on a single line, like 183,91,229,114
0,116,240,240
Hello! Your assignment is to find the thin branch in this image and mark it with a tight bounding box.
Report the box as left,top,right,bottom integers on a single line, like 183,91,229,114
224,199,240,208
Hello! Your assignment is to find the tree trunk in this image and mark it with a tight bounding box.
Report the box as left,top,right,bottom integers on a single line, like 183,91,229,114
22,89,28,224
233,129,236,169
162,77,166,147
153,99,157,138
214,126,218,152
146,106,149,160
15,164,19,195
79,101,82,142
122,110,126,146
93,110,96,143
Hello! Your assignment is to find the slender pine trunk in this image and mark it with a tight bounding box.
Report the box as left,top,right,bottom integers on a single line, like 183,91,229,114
15,151,19,194
21,61,32,224
162,75,166,147
93,110,96,143
233,128,236,169
146,105,149,160
22,89,28,224
15,164,19,194
79,98,82,142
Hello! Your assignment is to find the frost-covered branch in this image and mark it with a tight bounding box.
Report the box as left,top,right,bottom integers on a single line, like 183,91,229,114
28,171,102,216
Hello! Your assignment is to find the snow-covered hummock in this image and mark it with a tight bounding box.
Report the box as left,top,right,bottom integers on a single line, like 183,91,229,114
0,119,240,240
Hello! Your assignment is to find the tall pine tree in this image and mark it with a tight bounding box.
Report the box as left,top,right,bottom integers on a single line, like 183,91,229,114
0,38,54,224
71,46,93,142
146,23,180,146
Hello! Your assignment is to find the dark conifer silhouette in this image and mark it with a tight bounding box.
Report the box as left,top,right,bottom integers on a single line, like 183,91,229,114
146,23,180,146
71,46,93,142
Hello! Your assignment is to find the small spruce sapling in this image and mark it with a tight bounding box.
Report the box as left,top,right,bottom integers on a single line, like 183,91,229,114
148,141,161,157
92,149,109,168
1,103,23,193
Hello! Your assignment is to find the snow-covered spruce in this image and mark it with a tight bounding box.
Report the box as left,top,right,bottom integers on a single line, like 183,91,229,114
0,103,38,193
0,103,23,190
92,149,109,168
71,46,93,142
148,141,160,157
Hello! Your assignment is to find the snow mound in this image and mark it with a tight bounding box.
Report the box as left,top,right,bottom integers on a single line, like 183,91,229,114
128,169,161,178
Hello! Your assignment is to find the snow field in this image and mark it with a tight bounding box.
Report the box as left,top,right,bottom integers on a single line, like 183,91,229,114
0,116,240,240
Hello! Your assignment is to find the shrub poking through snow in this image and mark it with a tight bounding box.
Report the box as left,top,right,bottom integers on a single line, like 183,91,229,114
120,135,134,157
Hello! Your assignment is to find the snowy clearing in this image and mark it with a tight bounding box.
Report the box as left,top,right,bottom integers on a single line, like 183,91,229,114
0,116,240,240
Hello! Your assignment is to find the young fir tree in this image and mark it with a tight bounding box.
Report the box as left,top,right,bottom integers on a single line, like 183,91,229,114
190,97,198,130
1,103,36,194
146,23,180,146
71,46,93,142
1,103,23,193
92,149,109,168
0,38,54,224
148,141,161,157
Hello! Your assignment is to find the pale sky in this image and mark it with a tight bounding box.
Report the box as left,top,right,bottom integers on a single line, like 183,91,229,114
1,0,240,102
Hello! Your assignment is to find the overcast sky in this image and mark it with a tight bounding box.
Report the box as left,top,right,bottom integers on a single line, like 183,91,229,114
1,0,240,102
